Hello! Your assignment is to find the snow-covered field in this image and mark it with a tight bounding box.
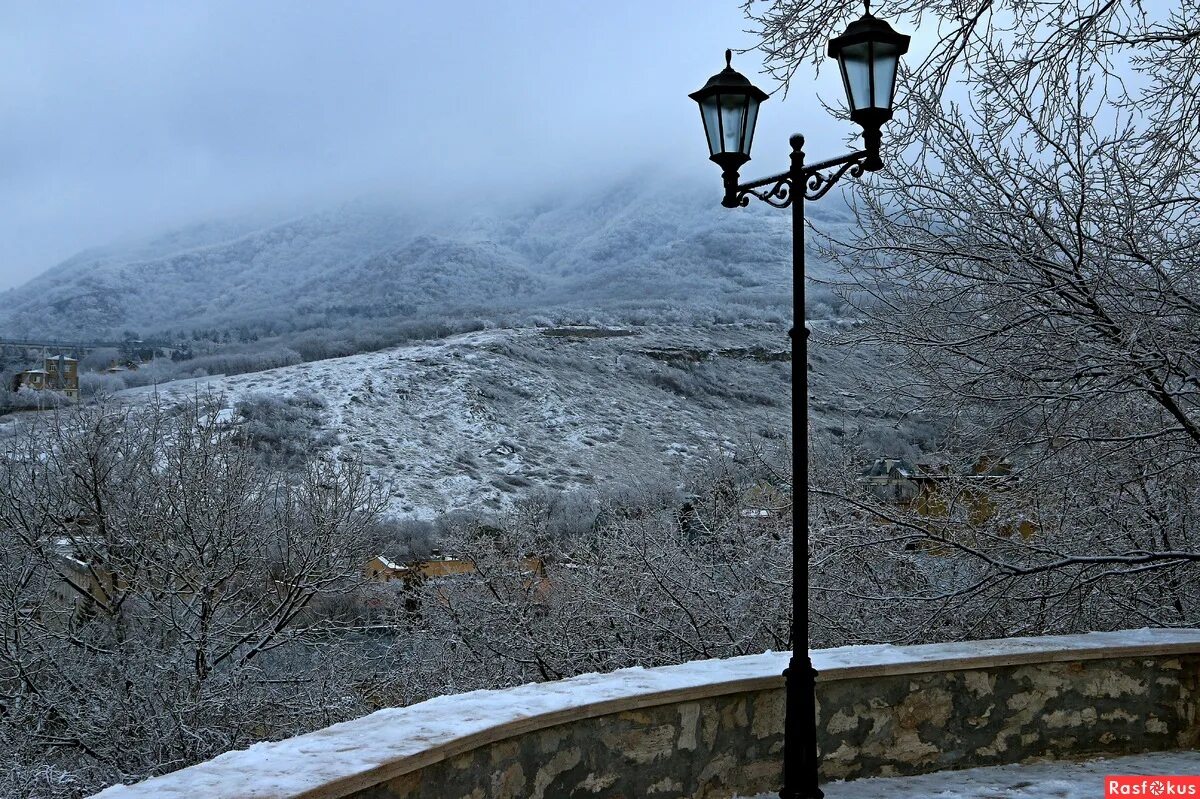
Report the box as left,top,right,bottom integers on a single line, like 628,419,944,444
118,324,797,516
743,751,1200,798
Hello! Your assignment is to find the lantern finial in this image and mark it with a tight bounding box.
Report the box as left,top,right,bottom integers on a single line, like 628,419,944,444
864,0,870,13
725,49,732,68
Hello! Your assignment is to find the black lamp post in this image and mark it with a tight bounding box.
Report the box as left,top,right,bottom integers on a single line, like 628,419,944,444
689,10,908,799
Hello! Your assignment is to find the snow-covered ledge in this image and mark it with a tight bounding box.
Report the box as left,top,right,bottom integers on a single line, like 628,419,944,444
92,629,1200,799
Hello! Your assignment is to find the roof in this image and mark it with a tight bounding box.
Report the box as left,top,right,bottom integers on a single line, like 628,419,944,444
373,555,404,571
860,457,918,478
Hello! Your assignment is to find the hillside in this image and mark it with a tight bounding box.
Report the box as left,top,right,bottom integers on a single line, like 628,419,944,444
114,322,931,518
0,175,853,341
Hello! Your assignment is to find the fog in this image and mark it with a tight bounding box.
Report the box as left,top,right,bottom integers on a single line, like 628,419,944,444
0,1,852,290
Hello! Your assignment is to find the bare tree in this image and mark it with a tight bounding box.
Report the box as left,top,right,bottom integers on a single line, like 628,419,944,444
0,398,384,797
413,456,794,691
744,0,1200,636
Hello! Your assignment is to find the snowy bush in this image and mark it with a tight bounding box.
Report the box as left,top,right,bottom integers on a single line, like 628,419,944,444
234,390,337,469
78,372,127,397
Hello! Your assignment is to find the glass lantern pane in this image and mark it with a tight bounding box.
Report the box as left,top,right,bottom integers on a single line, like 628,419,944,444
743,98,760,156
719,94,748,155
839,42,872,112
871,44,901,109
700,96,722,155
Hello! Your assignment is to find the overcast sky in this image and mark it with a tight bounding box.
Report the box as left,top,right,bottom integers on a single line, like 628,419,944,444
0,1,855,290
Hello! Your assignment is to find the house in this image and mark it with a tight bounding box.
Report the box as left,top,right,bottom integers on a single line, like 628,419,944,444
14,354,80,400
363,555,409,583
13,368,47,391
104,359,139,374
45,355,79,399
859,457,931,504
859,454,1036,537
361,552,550,615
43,534,125,621
411,555,479,580
362,553,482,584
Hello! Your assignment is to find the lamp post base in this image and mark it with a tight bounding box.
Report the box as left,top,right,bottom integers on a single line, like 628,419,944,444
780,656,824,799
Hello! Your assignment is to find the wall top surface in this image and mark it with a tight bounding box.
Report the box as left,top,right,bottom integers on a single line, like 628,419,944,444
90,628,1200,799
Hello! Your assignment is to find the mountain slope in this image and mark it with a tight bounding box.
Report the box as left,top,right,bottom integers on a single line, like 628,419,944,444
0,204,421,338
0,175,854,340
119,324,791,516
111,320,934,517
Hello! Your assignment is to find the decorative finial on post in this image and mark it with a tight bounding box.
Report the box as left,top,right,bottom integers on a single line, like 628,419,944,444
864,0,871,14
725,49,733,68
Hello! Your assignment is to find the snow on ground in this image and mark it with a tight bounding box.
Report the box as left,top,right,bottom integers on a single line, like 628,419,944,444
116,325,796,516
742,751,1200,798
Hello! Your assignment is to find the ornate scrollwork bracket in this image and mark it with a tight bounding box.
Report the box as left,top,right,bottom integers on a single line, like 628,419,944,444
730,148,870,209
803,155,867,201
734,174,792,208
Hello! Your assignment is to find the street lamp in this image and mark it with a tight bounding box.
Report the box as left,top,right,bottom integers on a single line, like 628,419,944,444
687,49,770,208
828,11,909,171
689,9,909,799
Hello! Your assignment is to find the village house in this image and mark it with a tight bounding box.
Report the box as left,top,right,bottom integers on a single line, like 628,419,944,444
859,456,929,504
43,534,125,622
362,552,481,585
859,454,1036,537
363,554,408,582
13,354,80,400
361,552,550,621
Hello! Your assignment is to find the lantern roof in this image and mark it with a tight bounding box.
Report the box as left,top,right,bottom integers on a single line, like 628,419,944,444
689,50,770,103
827,13,910,57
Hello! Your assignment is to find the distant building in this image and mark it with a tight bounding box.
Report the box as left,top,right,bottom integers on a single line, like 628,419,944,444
104,358,139,374
363,555,409,583
14,354,79,400
14,368,48,391
859,454,1035,536
362,553,481,585
361,552,550,615
860,457,930,504
43,532,124,621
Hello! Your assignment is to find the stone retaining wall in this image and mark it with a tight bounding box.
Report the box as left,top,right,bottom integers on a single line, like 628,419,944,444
349,692,785,799
819,653,1200,780
92,629,1200,799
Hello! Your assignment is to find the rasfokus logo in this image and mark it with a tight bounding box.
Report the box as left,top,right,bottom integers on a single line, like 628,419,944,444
1106,776,1200,797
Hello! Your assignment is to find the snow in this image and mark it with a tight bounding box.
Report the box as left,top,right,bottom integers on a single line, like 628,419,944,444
374,555,402,571
90,629,1200,799
809,627,1200,676
740,751,1200,798
112,325,794,518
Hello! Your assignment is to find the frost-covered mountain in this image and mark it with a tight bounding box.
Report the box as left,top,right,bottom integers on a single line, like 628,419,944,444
0,173,854,340
0,204,425,338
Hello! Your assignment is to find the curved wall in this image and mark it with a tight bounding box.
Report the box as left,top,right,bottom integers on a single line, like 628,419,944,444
92,629,1200,799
